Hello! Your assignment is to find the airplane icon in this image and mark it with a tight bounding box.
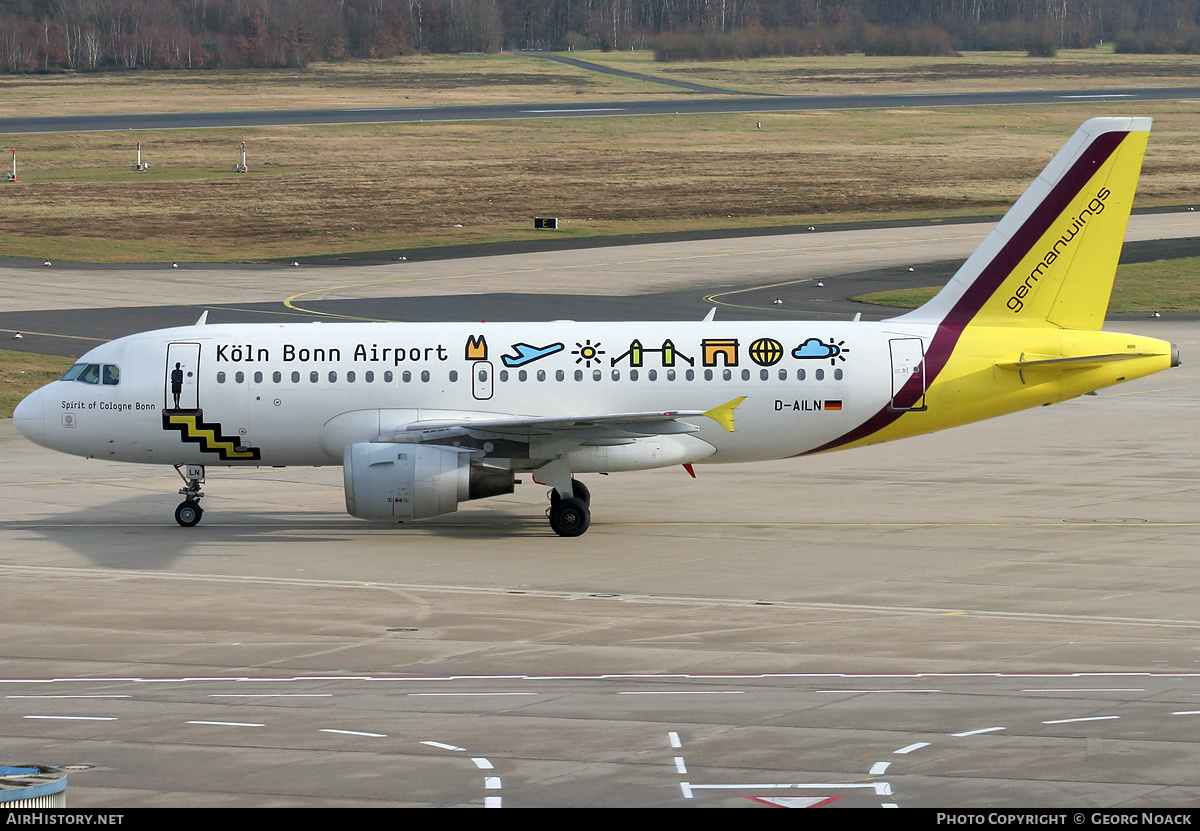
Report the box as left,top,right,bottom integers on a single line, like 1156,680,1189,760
501,342,566,367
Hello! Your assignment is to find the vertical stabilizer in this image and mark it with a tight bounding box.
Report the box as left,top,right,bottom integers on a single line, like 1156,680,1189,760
896,117,1151,331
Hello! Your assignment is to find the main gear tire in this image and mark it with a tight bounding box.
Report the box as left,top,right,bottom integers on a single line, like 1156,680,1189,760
549,496,590,537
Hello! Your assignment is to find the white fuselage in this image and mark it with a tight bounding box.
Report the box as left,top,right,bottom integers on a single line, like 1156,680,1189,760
20,319,930,469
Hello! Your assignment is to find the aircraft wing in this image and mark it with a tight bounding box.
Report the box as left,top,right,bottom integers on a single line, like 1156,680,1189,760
379,397,747,446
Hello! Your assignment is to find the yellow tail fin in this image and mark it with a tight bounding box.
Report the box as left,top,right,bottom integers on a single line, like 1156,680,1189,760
898,117,1151,331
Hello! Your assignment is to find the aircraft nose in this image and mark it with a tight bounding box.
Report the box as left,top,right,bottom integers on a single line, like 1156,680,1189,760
13,387,45,446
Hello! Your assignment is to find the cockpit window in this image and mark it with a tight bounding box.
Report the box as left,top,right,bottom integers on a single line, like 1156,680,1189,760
61,363,99,384
60,364,88,382
60,363,119,385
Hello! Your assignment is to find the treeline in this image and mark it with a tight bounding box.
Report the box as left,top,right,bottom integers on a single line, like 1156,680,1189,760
1,0,1198,73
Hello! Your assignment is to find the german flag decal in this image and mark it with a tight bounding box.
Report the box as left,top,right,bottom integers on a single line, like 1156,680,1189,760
824,400,843,411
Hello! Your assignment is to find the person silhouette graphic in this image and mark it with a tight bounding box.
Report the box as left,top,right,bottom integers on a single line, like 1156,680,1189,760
171,362,184,409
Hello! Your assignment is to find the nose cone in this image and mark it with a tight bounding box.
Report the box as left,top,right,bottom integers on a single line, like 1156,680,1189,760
13,387,45,446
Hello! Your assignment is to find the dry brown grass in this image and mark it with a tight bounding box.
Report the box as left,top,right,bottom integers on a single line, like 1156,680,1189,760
0,52,1197,262
583,48,1200,95
0,350,72,417
0,53,683,119
9,49,1198,117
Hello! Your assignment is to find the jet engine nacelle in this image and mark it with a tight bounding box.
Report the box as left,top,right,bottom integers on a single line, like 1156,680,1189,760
343,442,515,522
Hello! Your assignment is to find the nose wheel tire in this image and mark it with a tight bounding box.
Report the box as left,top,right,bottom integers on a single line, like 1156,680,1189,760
549,496,590,537
175,501,203,527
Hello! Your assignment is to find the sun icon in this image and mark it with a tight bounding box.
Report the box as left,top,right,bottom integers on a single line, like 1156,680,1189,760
572,340,605,367
828,339,849,365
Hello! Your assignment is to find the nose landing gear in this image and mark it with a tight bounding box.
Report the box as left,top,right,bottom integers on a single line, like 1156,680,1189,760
174,464,205,527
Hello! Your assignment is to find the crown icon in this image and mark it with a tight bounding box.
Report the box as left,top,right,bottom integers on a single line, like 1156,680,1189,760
465,335,488,361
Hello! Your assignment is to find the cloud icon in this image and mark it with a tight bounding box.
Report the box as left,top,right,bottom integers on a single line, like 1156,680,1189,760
792,337,841,360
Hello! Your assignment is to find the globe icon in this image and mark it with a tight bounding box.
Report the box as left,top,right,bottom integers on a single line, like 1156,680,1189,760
749,338,783,366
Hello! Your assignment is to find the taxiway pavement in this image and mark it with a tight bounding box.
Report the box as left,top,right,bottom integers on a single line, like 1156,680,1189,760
1,222,1198,807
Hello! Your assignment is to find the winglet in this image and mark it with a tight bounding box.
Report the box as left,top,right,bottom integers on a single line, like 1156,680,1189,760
195,310,209,326
703,396,746,433
703,307,717,322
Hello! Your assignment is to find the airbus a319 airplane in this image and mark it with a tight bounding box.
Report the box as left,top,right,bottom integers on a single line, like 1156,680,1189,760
13,117,1180,536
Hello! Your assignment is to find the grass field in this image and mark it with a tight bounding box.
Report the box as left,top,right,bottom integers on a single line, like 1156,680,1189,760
6,48,1200,118
0,49,1195,308
0,349,71,418
0,100,1197,263
581,47,1200,95
0,50,1197,263
853,256,1200,314
0,53,686,119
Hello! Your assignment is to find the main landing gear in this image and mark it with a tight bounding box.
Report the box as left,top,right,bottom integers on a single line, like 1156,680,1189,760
174,464,205,527
548,479,591,537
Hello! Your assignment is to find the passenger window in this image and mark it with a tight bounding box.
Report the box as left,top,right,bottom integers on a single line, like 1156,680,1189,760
611,370,620,381
816,369,825,380
449,370,458,382
648,370,657,381
274,371,282,383
217,371,226,383
574,370,583,381
102,365,120,385
630,370,639,381
704,370,713,381
518,370,527,382
556,370,564,381
402,371,411,383
686,370,695,381
834,368,843,380
592,370,601,381
797,369,806,381
328,371,337,383
778,369,787,380
537,370,545,382
760,369,768,381
384,371,393,382
667,370,676,381
235,371,245,383
421,370,430,382
291,371,300,383
740,369,750,381
310,371,318,383
347,371,356,382
254,371,263,383
499,370,509,382
365,371,374,382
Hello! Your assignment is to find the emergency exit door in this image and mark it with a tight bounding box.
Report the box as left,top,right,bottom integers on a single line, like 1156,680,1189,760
888,338,927,412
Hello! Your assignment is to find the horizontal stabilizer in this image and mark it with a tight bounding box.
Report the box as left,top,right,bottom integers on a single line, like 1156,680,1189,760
996,352,1161,371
